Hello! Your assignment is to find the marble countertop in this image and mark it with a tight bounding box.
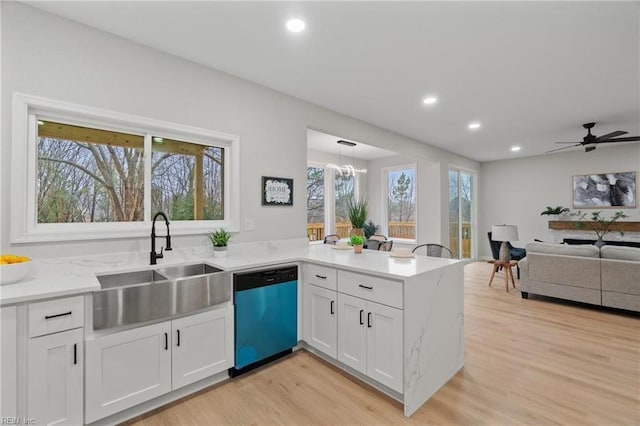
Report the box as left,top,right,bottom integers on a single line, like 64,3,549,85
0,241,459,306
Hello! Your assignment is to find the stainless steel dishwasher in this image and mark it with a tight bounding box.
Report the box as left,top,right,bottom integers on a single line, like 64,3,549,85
230,265,298,376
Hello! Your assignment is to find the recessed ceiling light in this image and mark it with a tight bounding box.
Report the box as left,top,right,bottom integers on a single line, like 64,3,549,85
422,96,438,105
286,18,306,33
510,146,521,152
468,122,481,130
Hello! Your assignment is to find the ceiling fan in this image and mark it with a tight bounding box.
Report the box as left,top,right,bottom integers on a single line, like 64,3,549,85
547,122,640,153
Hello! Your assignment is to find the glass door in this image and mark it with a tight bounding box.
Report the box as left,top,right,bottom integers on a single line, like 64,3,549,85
448,169,474,259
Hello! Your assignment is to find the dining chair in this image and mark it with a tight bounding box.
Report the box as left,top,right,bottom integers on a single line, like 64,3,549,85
369,234,387,242
323,234,340,245
412,243,453,258
378,240,394,252
365,239,382,250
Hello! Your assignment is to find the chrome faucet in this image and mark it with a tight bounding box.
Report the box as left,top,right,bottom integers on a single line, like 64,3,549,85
151,212,172,265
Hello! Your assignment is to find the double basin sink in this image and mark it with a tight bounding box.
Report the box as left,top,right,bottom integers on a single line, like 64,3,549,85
93,263,230,331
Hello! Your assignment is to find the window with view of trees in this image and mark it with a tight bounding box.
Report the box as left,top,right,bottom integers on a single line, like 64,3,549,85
306,167,325,241
386,167,416,240
335,172,355,238
36,120,224,224
151,137,224,221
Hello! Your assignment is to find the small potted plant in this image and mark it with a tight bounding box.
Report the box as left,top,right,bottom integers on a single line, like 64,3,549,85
350,234,365,254
540,206,570,221
347,197,368,236
208,228,232,257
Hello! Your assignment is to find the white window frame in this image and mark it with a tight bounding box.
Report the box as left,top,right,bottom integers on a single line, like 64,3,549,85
448,165,476,260
382,163,418,244
11,93,240,243
306,162,361,238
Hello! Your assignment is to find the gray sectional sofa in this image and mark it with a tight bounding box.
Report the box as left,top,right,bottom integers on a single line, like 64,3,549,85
519,242,640,312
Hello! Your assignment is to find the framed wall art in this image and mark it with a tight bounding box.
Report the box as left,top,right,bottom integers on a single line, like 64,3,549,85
262,176,293,206
572,171,636,208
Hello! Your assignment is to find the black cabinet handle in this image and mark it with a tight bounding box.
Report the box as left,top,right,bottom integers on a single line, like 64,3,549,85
73,343,77,365
367,312,372,328
45,311,72,320
164,332,168,350
330,300,335,315
359,309,364,325
177,329,181,347
315,274,327,279
358,284,373,290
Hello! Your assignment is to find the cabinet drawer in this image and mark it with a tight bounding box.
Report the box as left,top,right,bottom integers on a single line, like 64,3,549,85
337,270,403,309
29,296,84,338
305,264,337,291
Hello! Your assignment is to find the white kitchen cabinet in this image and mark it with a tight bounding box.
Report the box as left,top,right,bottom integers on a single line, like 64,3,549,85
337,293,367,373
366,301,403,392
85,321,172,423
1,306,18,418
337,293,403,393
86,306,234,423
27,328,83,426
305,284,337,358
172,307,234,389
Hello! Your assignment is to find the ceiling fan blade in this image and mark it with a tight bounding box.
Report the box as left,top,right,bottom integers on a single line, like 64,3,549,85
597,136,640,143
555,141,583,144
546,143,581,153
596,130,627,140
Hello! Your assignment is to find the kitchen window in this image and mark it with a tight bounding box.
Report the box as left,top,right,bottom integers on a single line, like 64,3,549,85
12,93,239,243
384,165,417,241
306,164,362,241
306,166,325,241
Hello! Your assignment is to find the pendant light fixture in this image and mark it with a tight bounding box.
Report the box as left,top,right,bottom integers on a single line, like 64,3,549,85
326,140,368,176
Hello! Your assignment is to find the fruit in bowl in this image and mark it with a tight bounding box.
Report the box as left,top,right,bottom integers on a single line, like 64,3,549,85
0,254,32,285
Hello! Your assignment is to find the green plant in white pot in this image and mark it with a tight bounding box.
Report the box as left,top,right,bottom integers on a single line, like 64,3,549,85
208,228,232,257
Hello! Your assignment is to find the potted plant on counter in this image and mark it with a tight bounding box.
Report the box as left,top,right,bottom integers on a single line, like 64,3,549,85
350,235,365,254
540,206,570,221
208,228,232,257
347,197,368,236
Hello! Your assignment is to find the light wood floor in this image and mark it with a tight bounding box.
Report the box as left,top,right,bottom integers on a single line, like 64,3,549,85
128,261,639,425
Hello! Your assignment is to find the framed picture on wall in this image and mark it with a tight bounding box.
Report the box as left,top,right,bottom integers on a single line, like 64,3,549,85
262,176,293,206
572,171,636,208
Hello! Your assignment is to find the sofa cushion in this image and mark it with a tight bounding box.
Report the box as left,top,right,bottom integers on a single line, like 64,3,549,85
524,242,600,258
600,245,640,261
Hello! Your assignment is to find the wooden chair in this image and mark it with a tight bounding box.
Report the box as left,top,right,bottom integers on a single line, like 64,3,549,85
378,240,394,252
412,243,453,258
323,234,340,245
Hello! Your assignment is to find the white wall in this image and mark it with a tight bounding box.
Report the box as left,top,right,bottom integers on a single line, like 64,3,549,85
0,3,479,258
479,144,640,258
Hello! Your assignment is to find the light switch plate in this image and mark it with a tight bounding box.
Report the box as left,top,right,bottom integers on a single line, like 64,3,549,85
244,218,256,231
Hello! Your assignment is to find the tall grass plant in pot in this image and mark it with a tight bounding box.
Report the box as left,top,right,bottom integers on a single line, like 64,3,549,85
347,197,368,236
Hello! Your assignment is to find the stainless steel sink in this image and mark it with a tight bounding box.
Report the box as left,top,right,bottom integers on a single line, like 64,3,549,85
93,263,230,331
96,269,169,289
156,263,222,279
